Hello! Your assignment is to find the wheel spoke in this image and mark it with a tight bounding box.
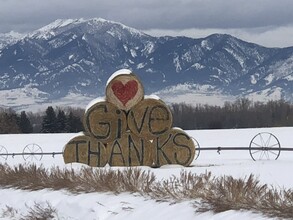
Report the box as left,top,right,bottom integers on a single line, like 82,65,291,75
251,142,263,148
0,146,8,160
24,155,31,161
259,150,264,160
267,143,280,148
191,137,200,160
265,134,272,147
268,150,279,156
259,133,265,147
264,151,270,160
251,150,262,154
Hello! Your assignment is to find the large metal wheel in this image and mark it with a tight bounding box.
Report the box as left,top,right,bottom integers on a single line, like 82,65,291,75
0,145,8,160
249,132,281,161
22,143,43,161
191,137,200,160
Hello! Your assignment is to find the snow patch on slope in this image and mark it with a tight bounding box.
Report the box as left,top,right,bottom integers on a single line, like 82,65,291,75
201,40,212,50
267,55,293,81
191,63,205,70
224,47,245,68
154,83,235,106
0,31,24,49
244,87,283,102
0,85,49,110
29,19,85,40
284,74,293,81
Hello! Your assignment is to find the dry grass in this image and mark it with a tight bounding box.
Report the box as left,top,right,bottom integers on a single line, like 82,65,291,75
0,163,293,219
1,205,18,218
0,202,57,220
20,201,57,220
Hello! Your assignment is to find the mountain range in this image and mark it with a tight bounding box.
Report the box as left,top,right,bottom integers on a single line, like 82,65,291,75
0,18,292,111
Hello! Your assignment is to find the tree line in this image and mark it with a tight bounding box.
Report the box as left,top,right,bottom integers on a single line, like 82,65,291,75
171,99,293,130
0,106,83,134
0,99,293,134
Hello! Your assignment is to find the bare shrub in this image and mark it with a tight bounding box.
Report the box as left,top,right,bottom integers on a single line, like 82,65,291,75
0,163,48,190
20,201,57,220
198,174,269,212
1,163,293,218
1,205,18,218
150,171,213,200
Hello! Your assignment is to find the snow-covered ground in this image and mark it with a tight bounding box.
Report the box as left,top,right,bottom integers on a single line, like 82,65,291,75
0,127,292,219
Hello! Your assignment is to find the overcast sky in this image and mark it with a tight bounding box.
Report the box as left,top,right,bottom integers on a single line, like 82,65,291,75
1,0,293,47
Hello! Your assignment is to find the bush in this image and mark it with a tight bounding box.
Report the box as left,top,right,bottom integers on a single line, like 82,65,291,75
0,163,293,219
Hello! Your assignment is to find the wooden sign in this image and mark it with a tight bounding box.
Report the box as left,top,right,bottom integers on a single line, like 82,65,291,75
63,134,108,167
127,98,173,140
106,131,153,167
106,73,144,111
83,101,127,143
152,128,196,167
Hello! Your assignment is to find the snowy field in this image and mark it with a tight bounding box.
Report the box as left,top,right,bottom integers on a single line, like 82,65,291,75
0,127,293,219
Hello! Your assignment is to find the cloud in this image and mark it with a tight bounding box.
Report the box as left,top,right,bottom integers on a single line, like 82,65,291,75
1,0,293,47
1,0,293,30
144,25,293,48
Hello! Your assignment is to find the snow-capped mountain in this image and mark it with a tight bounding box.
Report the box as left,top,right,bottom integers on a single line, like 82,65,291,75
0,31,24,50
0,18,292,111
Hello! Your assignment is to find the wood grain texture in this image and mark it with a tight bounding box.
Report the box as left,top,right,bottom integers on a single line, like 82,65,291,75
106,74,144,111
83,101,127,143
152,128,196,167
106,131,153,167
127,98,173,140
63,134,108,167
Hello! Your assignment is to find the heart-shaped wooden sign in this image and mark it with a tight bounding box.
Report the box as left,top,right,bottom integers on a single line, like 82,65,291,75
106,73,144,111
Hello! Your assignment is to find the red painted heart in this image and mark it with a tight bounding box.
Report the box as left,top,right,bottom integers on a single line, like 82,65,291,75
111,80,138,106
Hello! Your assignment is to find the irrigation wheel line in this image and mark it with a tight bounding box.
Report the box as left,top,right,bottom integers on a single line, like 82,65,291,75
22,143,43,161
0,132,287,162
249,132,281,161
193,132,283,161
0,145,8,160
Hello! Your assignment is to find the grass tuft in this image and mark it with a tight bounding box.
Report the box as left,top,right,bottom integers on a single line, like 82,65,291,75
0,163,293,219
20,201,57,220
1,205,18,218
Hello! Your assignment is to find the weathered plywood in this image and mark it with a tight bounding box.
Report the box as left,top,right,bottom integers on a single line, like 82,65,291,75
127,98,173,140
84,101,127,143
63,134,108,167
106,74,144,111
152,128,196,167
106,131,153,167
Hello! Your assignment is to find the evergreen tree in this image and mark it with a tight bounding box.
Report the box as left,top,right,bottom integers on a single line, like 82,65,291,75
66,111,83,132
56,110,66,132
18,111,33,133
0,111,20,134
41,106,57,133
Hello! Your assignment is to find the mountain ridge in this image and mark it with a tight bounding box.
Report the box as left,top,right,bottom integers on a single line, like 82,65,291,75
0,18,292,111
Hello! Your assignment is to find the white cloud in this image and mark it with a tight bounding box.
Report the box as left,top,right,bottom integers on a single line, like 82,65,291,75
144,25,293,48
1,0,293,48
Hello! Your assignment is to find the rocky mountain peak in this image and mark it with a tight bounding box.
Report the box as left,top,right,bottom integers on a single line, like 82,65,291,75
0,18,292,111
